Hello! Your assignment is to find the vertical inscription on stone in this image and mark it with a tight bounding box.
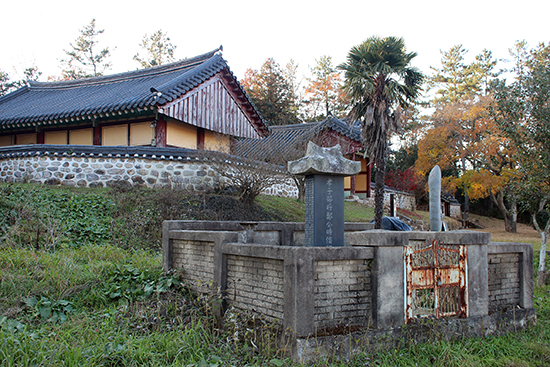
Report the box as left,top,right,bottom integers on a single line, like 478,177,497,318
307,175,344,247
304,175,315,247
325,177,333,245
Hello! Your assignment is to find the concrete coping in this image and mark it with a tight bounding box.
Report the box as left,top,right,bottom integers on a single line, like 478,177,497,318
347,229,491,247
488,242,533,254
408,230,491,245
220,242,375,260
165,220,372,232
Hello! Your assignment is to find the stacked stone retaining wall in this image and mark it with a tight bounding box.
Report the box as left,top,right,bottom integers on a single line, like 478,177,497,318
0,145,298,197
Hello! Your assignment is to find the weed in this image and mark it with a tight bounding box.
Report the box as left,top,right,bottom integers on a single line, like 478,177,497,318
25,296,74,324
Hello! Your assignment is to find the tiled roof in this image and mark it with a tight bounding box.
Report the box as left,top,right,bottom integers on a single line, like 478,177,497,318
235,115,363,161
0,47,266,134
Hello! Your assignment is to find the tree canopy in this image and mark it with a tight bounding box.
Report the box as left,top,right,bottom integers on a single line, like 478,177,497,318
494,41,550,280
61,19,112,79
302,56,349,121
133,30,176,68
340,36,424,229
415,45,518,231
241,58,301,126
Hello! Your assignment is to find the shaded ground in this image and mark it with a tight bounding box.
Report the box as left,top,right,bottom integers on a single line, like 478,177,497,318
468,213,541,249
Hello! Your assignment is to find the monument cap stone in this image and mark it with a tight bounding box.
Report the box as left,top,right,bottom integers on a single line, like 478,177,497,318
288,142,360,247
288,142,361,177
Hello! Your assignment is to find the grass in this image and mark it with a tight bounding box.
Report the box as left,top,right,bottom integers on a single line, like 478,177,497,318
1,182,549,366
255,195,375,223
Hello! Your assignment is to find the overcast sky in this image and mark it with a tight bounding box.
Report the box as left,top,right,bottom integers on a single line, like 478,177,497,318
1,0,548,84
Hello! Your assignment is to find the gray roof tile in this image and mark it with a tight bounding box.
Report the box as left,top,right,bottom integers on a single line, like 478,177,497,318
236,115,363,161
0,48,264,131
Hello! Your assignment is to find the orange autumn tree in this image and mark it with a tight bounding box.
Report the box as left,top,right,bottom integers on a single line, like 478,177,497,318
303,55,350,121
416,46,518,232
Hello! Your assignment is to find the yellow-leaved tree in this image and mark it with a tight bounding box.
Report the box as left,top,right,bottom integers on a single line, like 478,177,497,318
416,46,518,232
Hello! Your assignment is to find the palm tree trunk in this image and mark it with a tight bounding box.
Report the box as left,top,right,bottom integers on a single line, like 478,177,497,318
374,152,386,229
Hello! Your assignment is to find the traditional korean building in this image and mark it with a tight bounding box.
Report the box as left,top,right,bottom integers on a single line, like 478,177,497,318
0,48,278,190
0,47,268,151
235,115,372,197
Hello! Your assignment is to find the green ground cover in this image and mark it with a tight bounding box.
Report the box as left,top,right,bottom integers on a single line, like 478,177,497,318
1,183,548,366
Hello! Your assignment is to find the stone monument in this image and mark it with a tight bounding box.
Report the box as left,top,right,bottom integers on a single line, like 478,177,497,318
429,165,442,231
288,142,361,246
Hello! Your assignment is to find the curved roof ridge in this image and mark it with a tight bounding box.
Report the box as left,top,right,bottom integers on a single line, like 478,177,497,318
155,54,225,96
28,47,222,90
270,122,316,130
0,84,29,103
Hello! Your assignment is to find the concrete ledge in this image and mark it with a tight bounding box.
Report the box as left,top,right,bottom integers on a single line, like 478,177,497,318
294,307,536,363
409,230,491,244
488,242,532,253
220,243,374,261
347,230,409,246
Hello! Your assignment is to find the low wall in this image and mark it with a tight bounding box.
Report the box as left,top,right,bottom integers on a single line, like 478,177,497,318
351,188,416,212
163,221,535,361
0,145,298,197
487,242,532,313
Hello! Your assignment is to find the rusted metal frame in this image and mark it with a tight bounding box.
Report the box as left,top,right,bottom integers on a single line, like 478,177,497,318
406,239,468,322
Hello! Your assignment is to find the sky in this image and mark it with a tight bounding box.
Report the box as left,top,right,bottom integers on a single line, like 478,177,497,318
1,0,549,85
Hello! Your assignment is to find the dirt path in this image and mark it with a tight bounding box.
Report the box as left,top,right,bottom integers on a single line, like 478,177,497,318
467,214,541,249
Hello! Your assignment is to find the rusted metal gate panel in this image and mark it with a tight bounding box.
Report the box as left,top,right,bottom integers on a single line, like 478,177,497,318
405,240,467,322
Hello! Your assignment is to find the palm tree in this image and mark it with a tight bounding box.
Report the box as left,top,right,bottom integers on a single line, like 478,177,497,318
340,36,424,229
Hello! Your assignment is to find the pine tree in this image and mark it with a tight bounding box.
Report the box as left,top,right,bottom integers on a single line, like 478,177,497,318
61,19,112,79
133,30,176,68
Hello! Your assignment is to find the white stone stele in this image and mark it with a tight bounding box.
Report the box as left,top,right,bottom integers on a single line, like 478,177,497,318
428,165,442,231
287,142,361,177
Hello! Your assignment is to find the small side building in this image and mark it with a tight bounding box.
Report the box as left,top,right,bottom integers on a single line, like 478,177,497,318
235,115,372,198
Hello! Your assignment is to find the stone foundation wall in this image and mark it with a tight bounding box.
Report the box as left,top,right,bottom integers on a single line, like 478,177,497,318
488,252,521,313
314,259,372,330
356,188,416,212
0,145,298,198
0,154,221,190
226,255,285,320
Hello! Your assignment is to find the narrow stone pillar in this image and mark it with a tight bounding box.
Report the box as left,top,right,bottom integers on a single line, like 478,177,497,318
283,248,315,336
288,142,360,247
429,165,442,231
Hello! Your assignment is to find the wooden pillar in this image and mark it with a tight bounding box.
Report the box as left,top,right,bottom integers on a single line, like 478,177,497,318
156,117,166,147
350,152,356,196
197,127,205,150
37,130,44,144
93,126,102,145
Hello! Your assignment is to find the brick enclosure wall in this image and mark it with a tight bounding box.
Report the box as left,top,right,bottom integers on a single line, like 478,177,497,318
172,239,215,292
226,255,285,321
314,259,372,330
488,253,521,313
